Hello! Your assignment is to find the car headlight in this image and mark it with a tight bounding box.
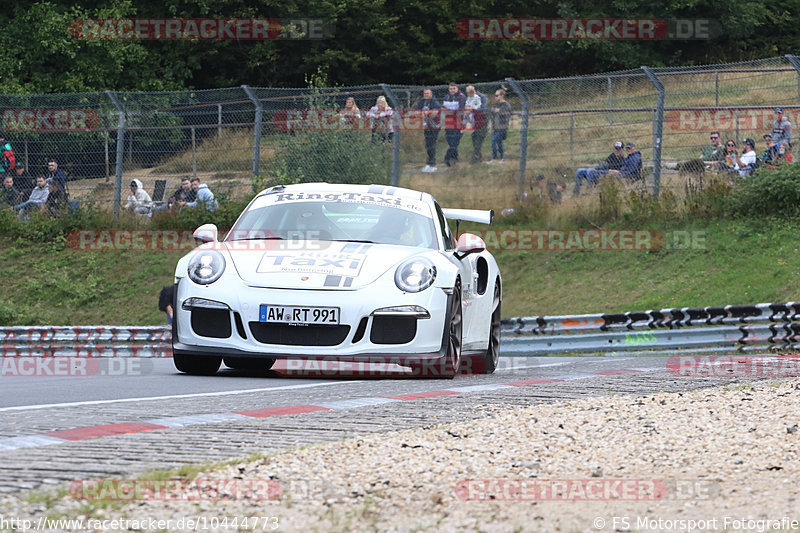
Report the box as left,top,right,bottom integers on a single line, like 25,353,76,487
395,257,436,292
187,250,226,285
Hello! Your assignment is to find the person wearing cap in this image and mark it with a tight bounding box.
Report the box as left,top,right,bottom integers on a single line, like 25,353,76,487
771,107,791,146
0,130,15,176
733,138,758,177
573,141,626,196
124,178,153,216
609,142,643,182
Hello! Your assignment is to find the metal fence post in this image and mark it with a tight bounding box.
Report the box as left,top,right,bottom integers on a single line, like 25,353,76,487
105,90,126,219
380,84,401,186
217,104,223,140
784,55,800,159
191,127,197,179
505,78,529,200
641,67,664,197
242,85,263,182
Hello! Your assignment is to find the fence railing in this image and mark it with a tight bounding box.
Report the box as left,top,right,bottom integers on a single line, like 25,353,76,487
3,302,800,358
5,55,800,214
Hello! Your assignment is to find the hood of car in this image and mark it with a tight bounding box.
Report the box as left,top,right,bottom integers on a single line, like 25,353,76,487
224,240,428,289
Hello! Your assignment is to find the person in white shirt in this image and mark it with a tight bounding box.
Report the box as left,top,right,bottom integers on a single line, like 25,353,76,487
125,178,153,215
365,96,394,143
734,138,758,177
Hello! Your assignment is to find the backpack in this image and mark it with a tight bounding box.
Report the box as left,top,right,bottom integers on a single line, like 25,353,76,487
1,143,14,172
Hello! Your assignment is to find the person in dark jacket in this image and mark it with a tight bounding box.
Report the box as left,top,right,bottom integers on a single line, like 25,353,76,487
413,89,441,173
573,141,626,196
42,178,68,217
158,285,175,325
488,89,512,163
45,158,69,199
609,142,643,182
441,82,466,166
0,175,21,207
13,162,34,199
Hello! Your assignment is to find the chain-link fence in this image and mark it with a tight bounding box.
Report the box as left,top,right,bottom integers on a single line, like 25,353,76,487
3,55,800,215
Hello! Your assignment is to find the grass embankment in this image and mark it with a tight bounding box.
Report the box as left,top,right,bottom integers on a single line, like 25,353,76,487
0,217,797,325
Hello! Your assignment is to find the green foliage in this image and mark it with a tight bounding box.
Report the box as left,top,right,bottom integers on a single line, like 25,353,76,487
728,165,800,218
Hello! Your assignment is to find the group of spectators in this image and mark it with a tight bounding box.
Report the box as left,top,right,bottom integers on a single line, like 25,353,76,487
0,131,72,217
573,141,643,196
338,85,514,173
125,176,218,216
667,108,793,178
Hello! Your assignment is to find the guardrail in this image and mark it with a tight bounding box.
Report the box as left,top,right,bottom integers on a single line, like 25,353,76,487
501,302,800,356
3,303,800,358
0,326,171,357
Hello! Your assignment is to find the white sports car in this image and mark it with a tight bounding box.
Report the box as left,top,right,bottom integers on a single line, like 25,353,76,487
171,183,501,378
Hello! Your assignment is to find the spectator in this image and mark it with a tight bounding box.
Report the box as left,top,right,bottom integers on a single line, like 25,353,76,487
0,175,20,207
761,134,779,167
124,178,153,216
488,89,512,164
465,85,489,163
718,139,739,173
733,138,758,177
442,82,466,167
765,140,793,169
167,177,196,209
45,158,68,198
42,178,68,217
0,131,15,177
13,162,34,199
413,89,441,173
771,107,792,146
365,96,394,143
339,97,362,129
158,285,175,325
535,175,564,204
608,142,642,182
573,141,626,196
186,177,218,211
665,132,725,172
776,141,793,165
13,175,49,217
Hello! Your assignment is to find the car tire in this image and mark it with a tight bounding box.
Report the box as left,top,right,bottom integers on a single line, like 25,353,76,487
223,357,276,372
173,353,222,375
466,282,501,375
408,278,462,379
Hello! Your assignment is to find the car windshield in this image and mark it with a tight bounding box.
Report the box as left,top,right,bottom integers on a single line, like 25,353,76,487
226,198,439,249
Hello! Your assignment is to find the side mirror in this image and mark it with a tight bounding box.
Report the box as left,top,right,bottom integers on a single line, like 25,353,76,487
455,233,486,258
193,223,218,244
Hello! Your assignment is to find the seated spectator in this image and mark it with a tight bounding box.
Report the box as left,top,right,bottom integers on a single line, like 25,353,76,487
761,134,779,167
13,175,49,217
0,175,20,207
13,162,34,199
766,140,793,169
535,175,564,204
45,158,69,198
573,141,625,196
665,132,725,172
42,178,68,217
733,138,758,178
186,177,218,211
717,139,739,173
160,177,196,211
365,96,394,143
124,178,153,216
609,142,643,182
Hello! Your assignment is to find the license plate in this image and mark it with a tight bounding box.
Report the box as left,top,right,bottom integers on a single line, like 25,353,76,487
259,305,340,325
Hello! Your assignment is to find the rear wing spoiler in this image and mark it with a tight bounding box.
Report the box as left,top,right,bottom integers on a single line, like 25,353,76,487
442,208,494,225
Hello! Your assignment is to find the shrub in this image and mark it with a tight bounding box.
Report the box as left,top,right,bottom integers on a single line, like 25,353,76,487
728,165,800,217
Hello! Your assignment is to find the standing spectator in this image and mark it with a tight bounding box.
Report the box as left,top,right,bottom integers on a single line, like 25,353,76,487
465,85,489,163
442,83,466,167
13,162,34,199
366,96,394,143
14,175,49,217
488,89,512,164
124,178,153,215
186,177,218,211
42,178,68,217
609,142,643,182
413,89,441,173
733,138,758,177
573,141,626,196
45,158,69,198
339,97,362,129
0,131,14,177
771,107,792,146
0,175,20,207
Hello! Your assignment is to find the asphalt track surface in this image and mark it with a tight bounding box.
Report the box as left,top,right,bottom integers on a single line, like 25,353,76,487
0,355,761,493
